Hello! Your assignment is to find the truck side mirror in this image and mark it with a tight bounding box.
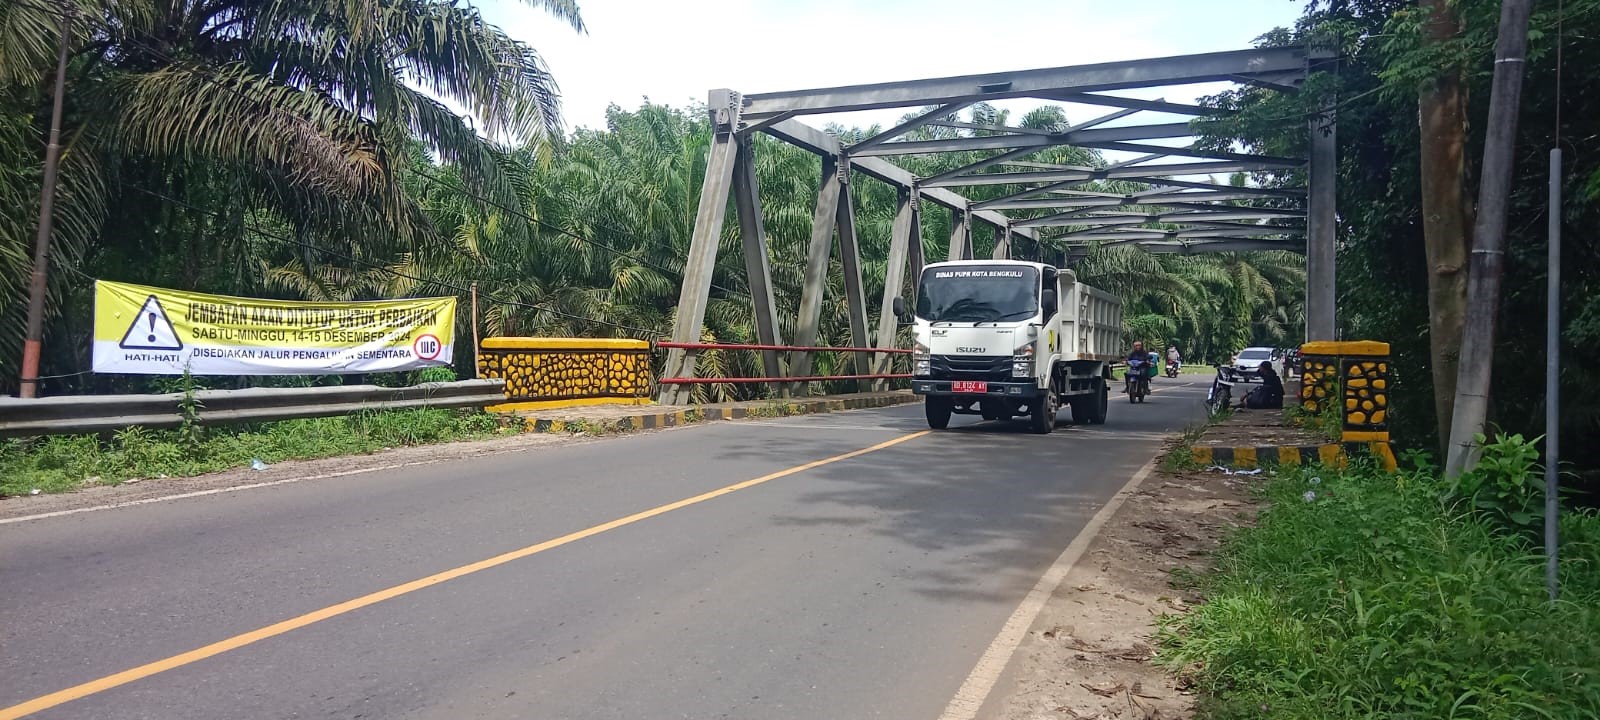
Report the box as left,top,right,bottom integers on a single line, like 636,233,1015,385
1040,288,1056,314
892,296,908,320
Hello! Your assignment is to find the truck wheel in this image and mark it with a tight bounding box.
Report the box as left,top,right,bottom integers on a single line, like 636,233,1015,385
925,397,952,429
1029,392,1057,434
1088,384,1108,425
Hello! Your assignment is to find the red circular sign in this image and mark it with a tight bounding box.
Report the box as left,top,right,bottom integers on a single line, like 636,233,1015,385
412,334,442,360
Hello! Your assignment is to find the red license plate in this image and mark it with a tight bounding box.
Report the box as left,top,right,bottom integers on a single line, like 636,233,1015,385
952,381,988,394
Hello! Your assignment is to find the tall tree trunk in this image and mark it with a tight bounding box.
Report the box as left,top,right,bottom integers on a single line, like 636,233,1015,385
1418,0,1473,456
1445,0,1535,477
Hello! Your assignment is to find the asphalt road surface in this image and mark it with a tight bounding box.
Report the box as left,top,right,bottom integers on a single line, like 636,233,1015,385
2,381,1207,720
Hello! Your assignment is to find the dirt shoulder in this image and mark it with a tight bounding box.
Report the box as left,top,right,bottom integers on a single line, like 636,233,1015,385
0,431,578,522
981,461,1260,719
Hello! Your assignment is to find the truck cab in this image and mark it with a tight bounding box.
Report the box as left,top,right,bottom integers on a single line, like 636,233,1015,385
897,260,1122,433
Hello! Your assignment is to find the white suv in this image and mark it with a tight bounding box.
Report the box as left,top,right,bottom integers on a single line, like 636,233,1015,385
1229,347,1278,382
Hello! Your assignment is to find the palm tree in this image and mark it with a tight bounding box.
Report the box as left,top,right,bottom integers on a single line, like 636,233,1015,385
0,0,583,389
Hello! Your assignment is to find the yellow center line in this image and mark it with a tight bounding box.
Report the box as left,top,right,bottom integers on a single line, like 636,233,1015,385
1,430,930,720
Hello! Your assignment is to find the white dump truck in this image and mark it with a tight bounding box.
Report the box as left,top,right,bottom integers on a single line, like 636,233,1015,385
893,260,1124,433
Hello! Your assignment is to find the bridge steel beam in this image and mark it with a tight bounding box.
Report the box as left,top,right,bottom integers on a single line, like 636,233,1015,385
847,101,973,154
1058,226,1298,242
992,223,1013,260
733,133,784,380
836,168,873,387
921,160,1296,188
1015,209,1304,230
1117,239,1307,254
738,46,1311,118
907,193,925,291
947,207,973,261
873,188,917,390
850,123,1193,157
659,93,741,405
758,118,1041,243
977,191,1304,211
787,155,844,397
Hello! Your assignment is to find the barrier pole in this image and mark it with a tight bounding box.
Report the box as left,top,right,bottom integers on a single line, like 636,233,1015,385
470,282,481,379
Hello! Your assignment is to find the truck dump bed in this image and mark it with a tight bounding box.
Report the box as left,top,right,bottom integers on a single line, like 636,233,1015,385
1059,273,1122,362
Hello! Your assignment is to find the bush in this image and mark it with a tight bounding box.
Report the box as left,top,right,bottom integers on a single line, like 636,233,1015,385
1158,461,1600,719
1443,432,1546,537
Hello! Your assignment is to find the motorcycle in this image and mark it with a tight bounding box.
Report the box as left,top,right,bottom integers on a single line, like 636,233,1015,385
1165,359,1180,378
1125,360,1151,403
1205,365,1235,417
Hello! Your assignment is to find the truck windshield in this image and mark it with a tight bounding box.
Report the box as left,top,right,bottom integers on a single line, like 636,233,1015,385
916,266,1039,323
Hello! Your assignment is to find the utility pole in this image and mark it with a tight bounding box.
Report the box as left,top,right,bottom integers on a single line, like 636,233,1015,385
1304,38,1338,342
1444,0,1534,477
19,4,73,398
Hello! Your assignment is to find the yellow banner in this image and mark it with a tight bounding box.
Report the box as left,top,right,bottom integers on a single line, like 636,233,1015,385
92,280,456,375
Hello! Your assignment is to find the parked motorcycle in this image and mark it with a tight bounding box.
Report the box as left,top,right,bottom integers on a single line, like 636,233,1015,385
1205,365,1235,417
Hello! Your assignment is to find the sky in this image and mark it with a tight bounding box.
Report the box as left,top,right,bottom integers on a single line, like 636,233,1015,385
474,0,1308,135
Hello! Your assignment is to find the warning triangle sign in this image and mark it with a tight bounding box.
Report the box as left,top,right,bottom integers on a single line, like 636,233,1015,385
118,295,185,351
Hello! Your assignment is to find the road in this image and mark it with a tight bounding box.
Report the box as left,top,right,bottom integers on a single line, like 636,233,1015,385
1,381,1206,720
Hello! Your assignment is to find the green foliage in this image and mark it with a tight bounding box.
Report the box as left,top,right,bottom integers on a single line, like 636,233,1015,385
414,366,458,384
0,408,509,497
1195,0,1600,475
1075,247,1304,364
1285,386,1342,442
1162,423,1212,472
1159,464,1600,719
0,0,585,394
174,368,206,451
1445,432,1546,535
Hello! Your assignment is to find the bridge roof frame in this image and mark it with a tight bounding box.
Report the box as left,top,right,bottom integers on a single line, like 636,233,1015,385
725,45,1327,258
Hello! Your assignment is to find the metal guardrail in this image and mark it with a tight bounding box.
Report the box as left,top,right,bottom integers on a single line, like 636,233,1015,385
0,380,507,437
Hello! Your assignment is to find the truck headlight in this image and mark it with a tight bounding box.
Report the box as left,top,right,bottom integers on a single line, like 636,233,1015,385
913,341,930,376
1012,344,1034,378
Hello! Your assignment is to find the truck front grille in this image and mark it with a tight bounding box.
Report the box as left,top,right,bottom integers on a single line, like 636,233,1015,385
928,355,1012,382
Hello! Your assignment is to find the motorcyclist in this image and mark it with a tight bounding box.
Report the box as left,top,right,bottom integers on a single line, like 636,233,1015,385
1125,341,1151,395
1166,345,1181,372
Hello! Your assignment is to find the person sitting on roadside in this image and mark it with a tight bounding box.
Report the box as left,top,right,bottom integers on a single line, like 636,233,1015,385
1237,361,1284,410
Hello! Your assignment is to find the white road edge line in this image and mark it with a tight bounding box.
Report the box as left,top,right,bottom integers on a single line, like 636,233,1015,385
0,459,452,526
936,454,1163,720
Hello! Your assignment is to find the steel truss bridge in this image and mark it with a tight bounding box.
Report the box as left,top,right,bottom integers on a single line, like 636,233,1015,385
660,46,1337,404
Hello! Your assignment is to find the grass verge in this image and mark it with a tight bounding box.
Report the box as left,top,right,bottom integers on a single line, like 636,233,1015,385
0,409,515,497
1156,451,1600,719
